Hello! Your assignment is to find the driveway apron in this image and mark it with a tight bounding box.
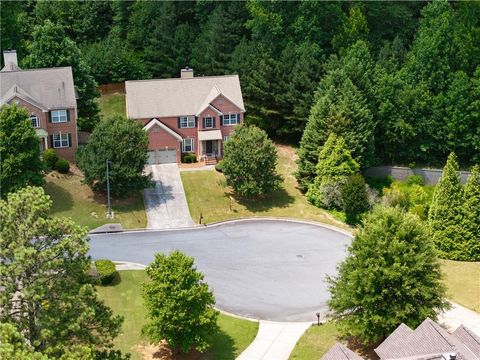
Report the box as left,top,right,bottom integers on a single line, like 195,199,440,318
144,164,194,229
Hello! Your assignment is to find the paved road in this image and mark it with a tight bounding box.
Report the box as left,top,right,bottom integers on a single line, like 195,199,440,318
144,164,194,229
89,219,351,322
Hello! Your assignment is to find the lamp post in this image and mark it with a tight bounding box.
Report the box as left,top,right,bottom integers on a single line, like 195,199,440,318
316,312,321,326
106,159,112,219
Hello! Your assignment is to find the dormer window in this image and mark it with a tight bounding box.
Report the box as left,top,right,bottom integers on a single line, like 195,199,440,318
51,109,68,123
30,114,39,128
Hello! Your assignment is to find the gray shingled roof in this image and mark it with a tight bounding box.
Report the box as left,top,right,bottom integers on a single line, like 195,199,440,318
125,75,245,119
321,342,364,360
0,67,77,110
453,325,480,356
375,318,480,360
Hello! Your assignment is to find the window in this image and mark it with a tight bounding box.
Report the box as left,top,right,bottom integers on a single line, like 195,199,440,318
51,109,68,123
179,116,195,128
203,116,213,128
30,114,39,128
223,135,230,142
222,113,239,126
53,133,69,148
182,138,194,152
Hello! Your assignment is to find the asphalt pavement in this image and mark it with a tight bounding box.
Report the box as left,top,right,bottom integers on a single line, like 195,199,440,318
89,219,351,322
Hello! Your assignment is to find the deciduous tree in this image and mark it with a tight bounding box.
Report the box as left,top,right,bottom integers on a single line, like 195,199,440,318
328,206,449,344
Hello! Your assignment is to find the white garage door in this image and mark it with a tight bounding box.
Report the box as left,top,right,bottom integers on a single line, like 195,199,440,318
147,149,177,164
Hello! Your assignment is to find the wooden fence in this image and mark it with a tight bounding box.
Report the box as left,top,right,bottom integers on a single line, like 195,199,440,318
97,82,125,95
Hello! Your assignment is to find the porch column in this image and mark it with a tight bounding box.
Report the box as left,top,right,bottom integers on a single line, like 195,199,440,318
44,137,48,149
218,140,221,158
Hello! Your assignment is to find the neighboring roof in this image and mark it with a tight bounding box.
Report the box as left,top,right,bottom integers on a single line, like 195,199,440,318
375,318,480,360
452,325,480,356
126,75,245,119
321,342,364,360
143,118,182,141
198,129,222,141
0,67,77,110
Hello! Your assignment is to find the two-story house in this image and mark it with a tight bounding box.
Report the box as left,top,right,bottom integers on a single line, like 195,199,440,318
0,50,78,161
125,68,245,164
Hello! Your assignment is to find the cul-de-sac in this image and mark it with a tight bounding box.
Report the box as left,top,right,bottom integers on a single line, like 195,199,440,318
1,1,479,360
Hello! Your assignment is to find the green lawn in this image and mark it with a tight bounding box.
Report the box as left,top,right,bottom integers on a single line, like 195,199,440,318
440,259,480,312
44,171,146,230
96,270,258,360
289,322,339,359
181,145,349,230
98,93,126,119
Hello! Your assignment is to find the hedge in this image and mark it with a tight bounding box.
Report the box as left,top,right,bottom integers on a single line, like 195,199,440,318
95,259,117,285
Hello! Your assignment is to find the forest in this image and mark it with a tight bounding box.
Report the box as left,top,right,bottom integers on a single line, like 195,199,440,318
1,0,479,167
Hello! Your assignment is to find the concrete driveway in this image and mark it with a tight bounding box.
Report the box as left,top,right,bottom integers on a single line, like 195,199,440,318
144,164,194,229
89,219,351,322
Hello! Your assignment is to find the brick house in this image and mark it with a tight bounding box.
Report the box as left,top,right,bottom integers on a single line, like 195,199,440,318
125,68,245,164
0,50,78,161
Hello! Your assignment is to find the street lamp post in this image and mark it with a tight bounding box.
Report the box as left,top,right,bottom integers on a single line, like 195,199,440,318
106,159,112,219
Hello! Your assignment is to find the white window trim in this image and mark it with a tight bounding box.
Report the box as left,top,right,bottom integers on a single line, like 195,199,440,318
182,138,194,152
223,135,230,142
51,109,68,123
53,133,69,148
204,116,213,129
223,113,239,126
30,114,39,128
180,116,195,128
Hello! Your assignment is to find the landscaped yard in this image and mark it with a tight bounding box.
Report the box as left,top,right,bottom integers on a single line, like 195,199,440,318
44,170,146,230
440,259,480,312
98,93,126,119
181,145,349,230
289,322,338,359
96,270,258,360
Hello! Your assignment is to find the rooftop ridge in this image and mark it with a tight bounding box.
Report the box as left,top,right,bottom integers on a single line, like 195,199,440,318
0,66,73,74
126,74,239,84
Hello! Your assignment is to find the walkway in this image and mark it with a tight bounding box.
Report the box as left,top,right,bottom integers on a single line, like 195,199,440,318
237,321,311,360
439,301,480,336
143,164,195,229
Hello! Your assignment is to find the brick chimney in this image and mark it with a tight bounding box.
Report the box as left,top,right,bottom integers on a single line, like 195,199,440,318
181,67,194,79
3,49,18,66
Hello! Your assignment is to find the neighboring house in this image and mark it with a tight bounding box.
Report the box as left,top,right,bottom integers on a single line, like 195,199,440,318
321,342,363,360
0,50,78,161
126,67,245,165
322,318,480,360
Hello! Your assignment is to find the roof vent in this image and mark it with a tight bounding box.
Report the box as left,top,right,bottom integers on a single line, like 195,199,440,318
181,67,193,79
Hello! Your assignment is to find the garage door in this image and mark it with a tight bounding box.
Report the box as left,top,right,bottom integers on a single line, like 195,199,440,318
147,149,177,164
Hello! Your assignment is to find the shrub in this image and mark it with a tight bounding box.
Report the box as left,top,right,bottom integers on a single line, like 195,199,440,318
215,160,224,173
341,173,370,224
43,148,58,169
407,174,425,186
54,158,70,174
381,183,409,209
182,153,197,163
94,259,117,285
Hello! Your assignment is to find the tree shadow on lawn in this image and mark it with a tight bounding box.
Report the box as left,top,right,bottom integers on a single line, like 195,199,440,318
206,328,237,360
43,180,74,212
231,186,295,213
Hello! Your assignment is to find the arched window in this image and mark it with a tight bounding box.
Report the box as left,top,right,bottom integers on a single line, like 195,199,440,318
30,114,39,128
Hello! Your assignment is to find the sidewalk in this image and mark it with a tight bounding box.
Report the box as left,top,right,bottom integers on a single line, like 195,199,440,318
438,301,480,336
237,321,311,360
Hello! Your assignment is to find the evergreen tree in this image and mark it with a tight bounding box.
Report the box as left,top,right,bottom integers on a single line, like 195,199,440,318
0,105,44,198
332,7,369,53
341,173,370,225
142,251,218,353
0,187,123,358
428,153,464,260
461,165,480,261
306,133,359,208
23,20,100,131
328,206,449,344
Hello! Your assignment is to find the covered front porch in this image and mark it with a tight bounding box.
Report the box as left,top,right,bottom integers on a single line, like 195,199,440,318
198,130,223,164
36,128,49,152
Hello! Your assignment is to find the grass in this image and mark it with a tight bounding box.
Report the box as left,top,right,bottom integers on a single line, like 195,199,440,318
98,93,126,119
440,259,480,312
289,322,339,359
181,145,349,230
96,270,258,360
43,171,146,230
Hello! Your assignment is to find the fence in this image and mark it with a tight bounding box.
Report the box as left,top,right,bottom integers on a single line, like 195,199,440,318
364,166,471,185
97,82,125,95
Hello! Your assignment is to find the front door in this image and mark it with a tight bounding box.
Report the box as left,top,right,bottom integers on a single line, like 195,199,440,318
205,140,213,154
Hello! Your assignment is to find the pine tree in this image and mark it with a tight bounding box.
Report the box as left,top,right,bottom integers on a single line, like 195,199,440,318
341,173,370,225
428,152,464,259
461,165,480,261
328,206,449,344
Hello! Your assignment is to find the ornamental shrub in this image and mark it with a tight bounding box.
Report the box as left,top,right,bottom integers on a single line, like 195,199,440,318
55,158,70,174
341,173,370,225
43,149,58,169
94,259,117,285
406,174,425,186
215,160,224,173
182,154,197,163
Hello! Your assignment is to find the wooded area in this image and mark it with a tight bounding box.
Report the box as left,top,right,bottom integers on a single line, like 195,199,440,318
2,0,478,165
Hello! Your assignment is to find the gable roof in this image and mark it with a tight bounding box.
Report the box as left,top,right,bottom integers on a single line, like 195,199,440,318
0,67,77,110
143,118,182,141
375,318,480,360
125,75,245,119
321,342,364,360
